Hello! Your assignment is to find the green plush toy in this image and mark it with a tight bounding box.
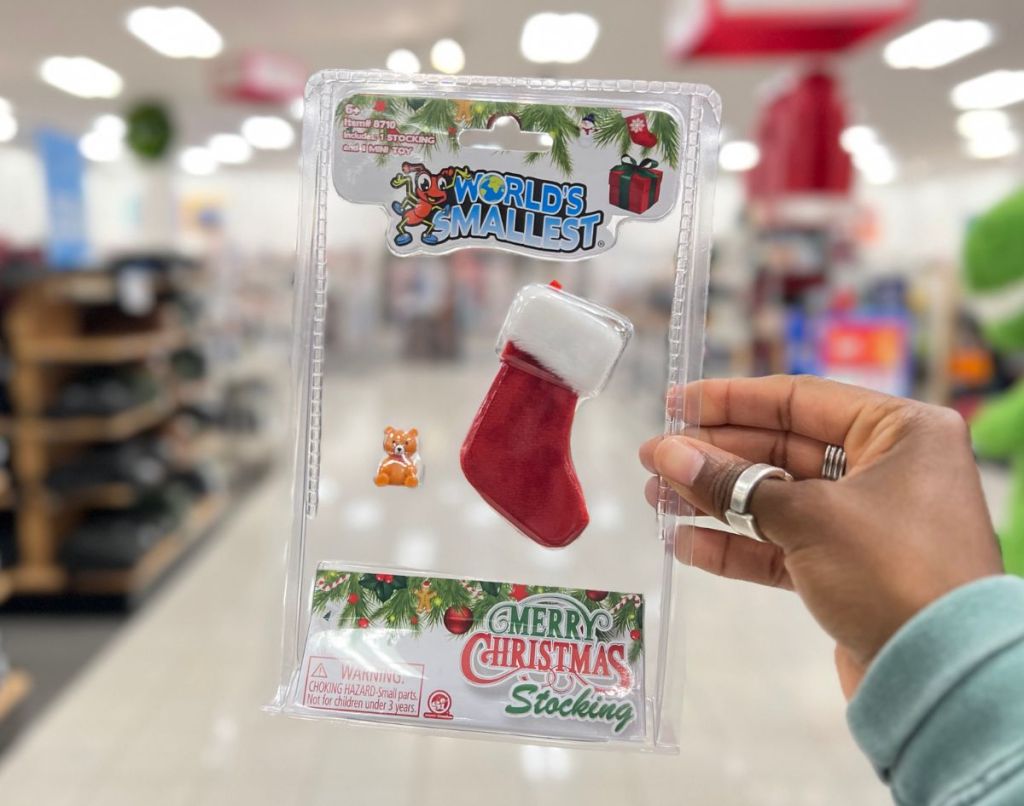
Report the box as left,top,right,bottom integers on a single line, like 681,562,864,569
964,187,1024,576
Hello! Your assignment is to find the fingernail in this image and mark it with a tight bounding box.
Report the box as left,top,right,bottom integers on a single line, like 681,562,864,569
638,436,662,473
656,439,705,487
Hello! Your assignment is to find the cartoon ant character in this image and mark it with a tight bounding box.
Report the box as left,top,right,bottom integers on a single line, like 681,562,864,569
390,162,470,247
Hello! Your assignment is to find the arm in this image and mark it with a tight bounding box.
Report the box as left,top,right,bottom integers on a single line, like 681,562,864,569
849,576,1024,806
390,173,413,192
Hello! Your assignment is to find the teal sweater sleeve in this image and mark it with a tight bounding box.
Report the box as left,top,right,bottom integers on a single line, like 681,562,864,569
848,576,1024,806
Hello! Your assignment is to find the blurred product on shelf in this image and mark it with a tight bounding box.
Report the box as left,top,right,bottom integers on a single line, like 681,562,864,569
46,367,159,418
0,515,15,570
60,501,179,571
45,435,170,494
170,348,207,381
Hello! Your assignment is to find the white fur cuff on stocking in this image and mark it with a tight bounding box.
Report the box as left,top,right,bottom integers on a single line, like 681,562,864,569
499,283,633,398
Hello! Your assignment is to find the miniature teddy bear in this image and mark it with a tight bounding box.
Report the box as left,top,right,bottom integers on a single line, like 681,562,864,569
375,427,421,488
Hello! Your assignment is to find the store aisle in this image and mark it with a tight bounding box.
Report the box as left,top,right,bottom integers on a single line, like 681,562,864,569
0,365,904,806
0,614,119,747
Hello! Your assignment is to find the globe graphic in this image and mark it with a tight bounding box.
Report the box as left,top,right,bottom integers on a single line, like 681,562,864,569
479,173,506,204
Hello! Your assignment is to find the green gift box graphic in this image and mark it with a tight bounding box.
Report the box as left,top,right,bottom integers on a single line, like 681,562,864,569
608,155,662,214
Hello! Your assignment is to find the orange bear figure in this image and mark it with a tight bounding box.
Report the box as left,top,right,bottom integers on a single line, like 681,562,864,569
375,427,421,488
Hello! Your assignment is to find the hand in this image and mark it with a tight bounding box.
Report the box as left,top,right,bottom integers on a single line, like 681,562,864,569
639,375,1004,697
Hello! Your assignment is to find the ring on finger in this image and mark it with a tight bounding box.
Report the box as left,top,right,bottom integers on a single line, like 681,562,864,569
822,444,847,481
725,463,793,543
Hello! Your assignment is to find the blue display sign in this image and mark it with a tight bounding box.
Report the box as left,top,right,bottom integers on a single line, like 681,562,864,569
34,127,90,269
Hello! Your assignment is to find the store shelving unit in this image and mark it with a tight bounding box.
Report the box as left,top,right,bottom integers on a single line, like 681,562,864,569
14,327,188,364
0,670,31,728
0,271,232,601
0,569,13,604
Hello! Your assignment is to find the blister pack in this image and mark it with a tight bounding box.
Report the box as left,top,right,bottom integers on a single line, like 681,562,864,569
268,69,720,751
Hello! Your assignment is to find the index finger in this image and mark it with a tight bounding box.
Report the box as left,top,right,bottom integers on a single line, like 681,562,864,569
670,375,896,446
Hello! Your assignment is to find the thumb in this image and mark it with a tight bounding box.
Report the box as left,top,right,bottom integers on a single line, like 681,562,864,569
652,435,802,548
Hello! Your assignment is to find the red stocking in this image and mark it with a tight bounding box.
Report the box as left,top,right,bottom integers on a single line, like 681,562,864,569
624,112,658,149
460,284,632,548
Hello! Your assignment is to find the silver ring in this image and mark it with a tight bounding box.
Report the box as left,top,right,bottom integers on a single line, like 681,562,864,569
822,444,847,481
724,463,793,543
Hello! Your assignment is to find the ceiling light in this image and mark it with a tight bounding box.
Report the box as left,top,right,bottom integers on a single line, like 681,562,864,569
861,163,897,185
718,140,760,172
956,109,1011,139
840,125,878,153
79,129,123,162
79,116,125,161
841,127,898,184
126,6,222,59
208,133,252,164
521,12,599,64
965,128,1019,159
40,56,123,99
0,98,11,117
94,114,126,138
853,143,897,184
952,70,1024,110
0,114,17,144
884,19,992,70
289,97,304,120
179,146,216,175
241,115,294,150
386,48,420,74
430,39,464,74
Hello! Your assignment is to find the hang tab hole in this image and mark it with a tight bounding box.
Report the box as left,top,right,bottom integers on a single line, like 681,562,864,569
459,115,553,154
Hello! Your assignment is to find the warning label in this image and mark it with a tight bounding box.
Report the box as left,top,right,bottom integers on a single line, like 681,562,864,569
302,655,424,718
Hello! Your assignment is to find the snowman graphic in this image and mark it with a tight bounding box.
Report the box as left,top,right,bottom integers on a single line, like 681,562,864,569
578,113,596,149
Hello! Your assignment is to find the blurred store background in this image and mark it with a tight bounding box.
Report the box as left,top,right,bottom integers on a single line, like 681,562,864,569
0,1,1022,804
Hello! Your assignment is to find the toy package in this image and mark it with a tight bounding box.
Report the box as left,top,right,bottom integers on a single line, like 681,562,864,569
268,70,721,751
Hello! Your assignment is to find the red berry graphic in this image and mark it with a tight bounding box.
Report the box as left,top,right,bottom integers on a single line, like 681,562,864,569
630,628,641,641
585,590,608,601
358,617,370,628
373,99,386,112
510,584,528,601
411,616,419,626
347,593,359,605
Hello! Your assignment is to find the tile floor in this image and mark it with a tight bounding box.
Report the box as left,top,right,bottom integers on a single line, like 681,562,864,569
0,614,120,751
0,365,1009,805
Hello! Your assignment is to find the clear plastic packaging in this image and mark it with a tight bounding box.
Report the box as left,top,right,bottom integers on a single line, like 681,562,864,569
268,69,721,751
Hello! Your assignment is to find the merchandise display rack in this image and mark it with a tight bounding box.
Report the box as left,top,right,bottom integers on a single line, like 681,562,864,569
0,568,13,604
0,268,243,603
0,669,31,728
